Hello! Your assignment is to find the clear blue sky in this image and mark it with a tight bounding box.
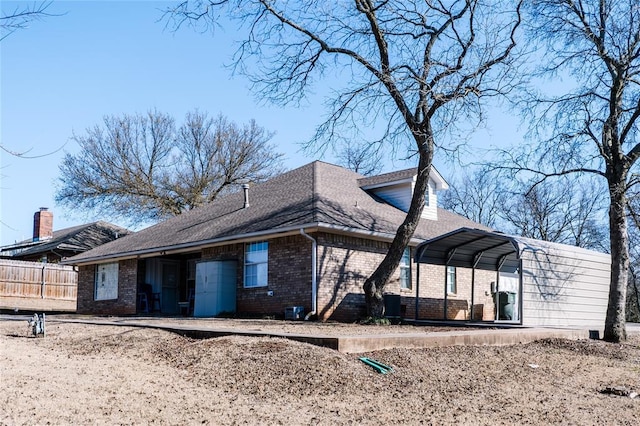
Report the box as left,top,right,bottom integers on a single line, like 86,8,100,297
0,0,520,246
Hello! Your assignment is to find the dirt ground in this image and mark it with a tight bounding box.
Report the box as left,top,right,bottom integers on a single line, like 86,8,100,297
1,318,639,425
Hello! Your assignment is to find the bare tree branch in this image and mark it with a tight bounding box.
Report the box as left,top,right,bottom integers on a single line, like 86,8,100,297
166,0,524,317
499,0,640,342
1,1,56,41
56,110,283,223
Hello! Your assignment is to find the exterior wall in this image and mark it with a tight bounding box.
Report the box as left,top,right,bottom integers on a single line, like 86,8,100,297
409,262,495,321
419,180,439,221
315,232,491,322
76,259,137,315
73,233,499,322
521,246,611,329
316,233,392,321
368,179,440,222
371,183,412,213
201,234,312,317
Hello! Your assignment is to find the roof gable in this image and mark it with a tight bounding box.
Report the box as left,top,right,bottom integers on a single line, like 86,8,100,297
358,166,449,220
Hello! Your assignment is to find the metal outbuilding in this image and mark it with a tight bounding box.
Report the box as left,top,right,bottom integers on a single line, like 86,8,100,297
414,228,611,330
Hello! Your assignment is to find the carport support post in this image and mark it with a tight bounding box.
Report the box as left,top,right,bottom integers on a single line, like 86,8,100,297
415,246,422,321
470,267,475,321
444,249,456,321
443,265,448,320
470,252,484,322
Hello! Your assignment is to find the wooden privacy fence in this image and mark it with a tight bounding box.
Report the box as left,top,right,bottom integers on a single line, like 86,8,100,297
0,259,77,301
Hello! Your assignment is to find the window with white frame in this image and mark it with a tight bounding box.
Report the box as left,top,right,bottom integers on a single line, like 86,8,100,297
446,266,457,294
400,247,411,289
245,241,268,288
95,262,119,300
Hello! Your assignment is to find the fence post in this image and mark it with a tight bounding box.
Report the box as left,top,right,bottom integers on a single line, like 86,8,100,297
41,265,46,299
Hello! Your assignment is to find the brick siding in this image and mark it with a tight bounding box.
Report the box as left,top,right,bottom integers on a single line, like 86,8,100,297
202,235,312,318
76,259,137,315
315,232,497,322
75,232,498,322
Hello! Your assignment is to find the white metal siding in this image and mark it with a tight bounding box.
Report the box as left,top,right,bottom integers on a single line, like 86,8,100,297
369,179,439,221
420,180,438,221
371,183,412,212
521,245,610,329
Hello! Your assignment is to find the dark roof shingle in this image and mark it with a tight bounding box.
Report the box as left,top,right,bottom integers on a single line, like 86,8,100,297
65,161,487,264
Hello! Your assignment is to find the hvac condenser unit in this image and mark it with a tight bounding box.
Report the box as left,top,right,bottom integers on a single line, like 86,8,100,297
285,306,304,320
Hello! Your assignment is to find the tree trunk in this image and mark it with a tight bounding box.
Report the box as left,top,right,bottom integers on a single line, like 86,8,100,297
363,147,433,318
604,179,628,342
634,278,640,322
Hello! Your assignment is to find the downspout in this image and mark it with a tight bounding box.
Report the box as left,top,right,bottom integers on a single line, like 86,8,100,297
300,229,317,320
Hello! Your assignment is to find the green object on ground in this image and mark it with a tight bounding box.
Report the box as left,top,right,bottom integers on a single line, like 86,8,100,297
359,357,393,374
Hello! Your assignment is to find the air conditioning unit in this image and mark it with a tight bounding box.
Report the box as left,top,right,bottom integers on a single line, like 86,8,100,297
285,306,304,320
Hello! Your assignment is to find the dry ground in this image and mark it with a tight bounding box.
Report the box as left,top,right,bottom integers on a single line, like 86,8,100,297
1,318,639,425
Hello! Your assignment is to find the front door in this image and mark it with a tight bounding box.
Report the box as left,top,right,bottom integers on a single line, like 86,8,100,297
161,262,179,314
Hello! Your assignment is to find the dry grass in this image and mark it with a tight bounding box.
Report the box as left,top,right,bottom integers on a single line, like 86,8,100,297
1,318,639,425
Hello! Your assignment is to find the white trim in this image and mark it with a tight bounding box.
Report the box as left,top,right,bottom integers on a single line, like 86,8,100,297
244,241,269,288
429,167,449,191
359,177,415,190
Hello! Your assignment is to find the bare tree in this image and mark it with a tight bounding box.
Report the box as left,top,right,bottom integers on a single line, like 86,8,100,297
502,178,607,251
336,141,383,176
440,166,507,229
626,211,640,322
167,0,523,317
442,166,607,249
498,0,640,341
1,1,53,41
56,110,283,222
624,196,640,322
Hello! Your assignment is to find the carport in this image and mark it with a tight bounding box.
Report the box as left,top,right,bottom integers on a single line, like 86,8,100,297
414,228,611,329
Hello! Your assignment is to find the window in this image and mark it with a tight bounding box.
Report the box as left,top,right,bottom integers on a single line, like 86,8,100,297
245,241,268,288
446,266,457,294
95,262,118,300
400,248,411,289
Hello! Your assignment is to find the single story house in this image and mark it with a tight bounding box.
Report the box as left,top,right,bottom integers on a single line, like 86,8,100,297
0,208,131,263
63,161,611,326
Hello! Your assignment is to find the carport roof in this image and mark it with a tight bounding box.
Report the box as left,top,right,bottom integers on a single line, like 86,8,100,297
415,228,539,273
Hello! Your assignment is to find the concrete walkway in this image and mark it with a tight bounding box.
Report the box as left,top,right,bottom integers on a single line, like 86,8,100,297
5,314,632,353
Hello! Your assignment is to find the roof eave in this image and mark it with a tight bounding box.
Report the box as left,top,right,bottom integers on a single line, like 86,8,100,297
62,221,427,266
360,177,415,191
61,223,323,266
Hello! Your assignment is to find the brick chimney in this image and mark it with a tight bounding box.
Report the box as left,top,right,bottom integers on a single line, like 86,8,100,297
33,207,53,241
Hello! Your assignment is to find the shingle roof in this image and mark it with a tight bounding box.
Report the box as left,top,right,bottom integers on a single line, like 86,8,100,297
1,221,131,258
357,168,416,188
64,161,487,264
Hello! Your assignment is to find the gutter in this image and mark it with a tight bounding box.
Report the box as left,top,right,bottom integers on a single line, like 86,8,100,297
300,228,317,319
